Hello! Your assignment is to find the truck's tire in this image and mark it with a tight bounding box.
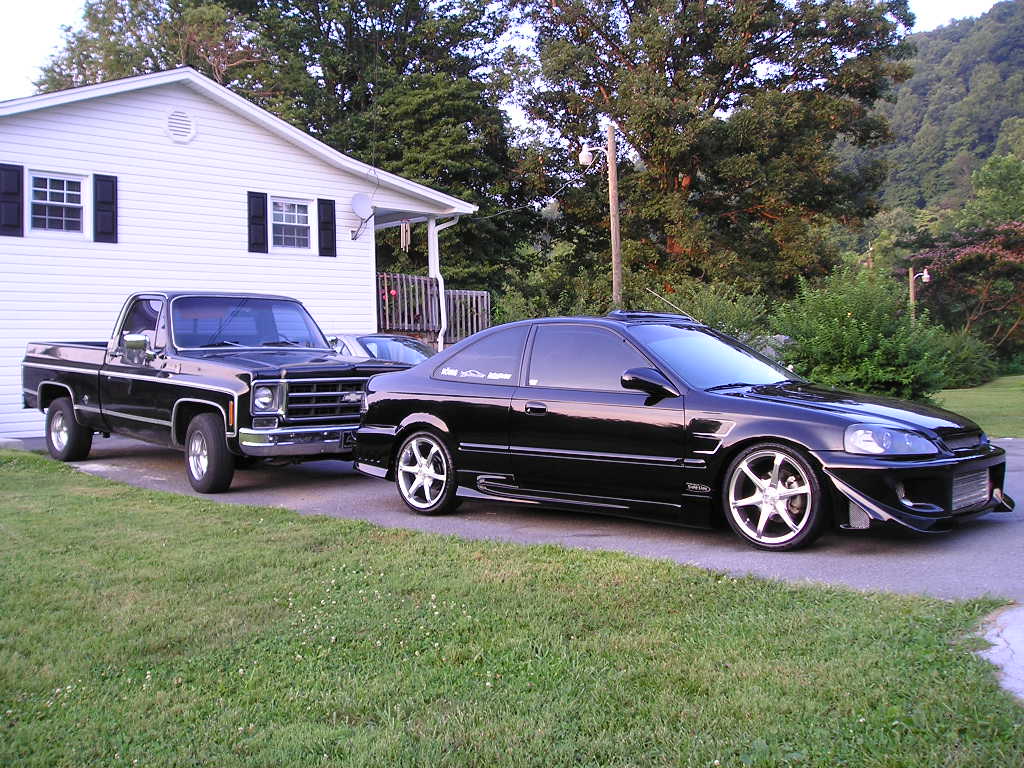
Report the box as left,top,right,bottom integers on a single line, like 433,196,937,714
184,412,235,493
45,397,93,462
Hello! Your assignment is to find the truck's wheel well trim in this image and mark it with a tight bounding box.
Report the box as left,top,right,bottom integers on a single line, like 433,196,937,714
36,381,92,429
171,399,229,448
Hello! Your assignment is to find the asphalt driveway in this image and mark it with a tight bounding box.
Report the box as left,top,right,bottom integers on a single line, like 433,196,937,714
8,435,1023,602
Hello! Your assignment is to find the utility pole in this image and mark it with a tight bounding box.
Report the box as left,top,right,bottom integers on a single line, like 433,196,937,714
607,122,622,307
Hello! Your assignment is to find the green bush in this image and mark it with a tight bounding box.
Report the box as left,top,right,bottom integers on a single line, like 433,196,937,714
936,329,999,389
772,268,948,400
493,244,770,347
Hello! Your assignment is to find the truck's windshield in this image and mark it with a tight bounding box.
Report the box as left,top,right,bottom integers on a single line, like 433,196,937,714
171,296,330,349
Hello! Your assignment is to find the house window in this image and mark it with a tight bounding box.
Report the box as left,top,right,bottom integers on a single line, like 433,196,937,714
271,198,310,248
31,174,83,232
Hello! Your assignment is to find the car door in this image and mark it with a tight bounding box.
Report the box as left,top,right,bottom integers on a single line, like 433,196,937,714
509,323,688,517
100,295,175,444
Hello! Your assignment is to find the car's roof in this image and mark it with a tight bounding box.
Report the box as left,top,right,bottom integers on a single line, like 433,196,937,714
497,310,707,331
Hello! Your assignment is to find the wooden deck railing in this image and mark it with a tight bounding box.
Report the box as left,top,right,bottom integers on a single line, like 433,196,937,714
376,273,490,344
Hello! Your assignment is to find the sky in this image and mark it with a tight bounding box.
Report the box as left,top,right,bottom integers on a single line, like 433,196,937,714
0,0,1008,102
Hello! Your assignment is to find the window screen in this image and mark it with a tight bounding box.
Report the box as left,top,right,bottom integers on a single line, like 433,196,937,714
528,325,648,391
433,326,528,384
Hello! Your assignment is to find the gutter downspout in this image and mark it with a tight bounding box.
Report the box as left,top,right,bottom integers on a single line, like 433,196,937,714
426,215,460,351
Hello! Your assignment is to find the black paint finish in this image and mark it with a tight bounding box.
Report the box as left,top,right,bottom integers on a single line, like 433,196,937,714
355,314,1015,538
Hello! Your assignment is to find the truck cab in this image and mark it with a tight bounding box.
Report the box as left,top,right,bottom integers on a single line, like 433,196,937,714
23,291,402,492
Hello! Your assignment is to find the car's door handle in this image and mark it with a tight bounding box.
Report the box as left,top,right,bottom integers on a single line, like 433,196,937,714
524,401,547,415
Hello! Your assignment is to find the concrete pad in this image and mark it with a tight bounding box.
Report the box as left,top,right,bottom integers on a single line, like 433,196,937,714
978,603,1024,703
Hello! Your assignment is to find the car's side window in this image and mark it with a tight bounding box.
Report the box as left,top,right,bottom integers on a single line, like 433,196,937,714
528,325,649,391
433,326,529,384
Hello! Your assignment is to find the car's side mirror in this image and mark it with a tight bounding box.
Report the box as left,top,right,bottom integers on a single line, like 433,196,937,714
123,333,157,361
621,367,680,399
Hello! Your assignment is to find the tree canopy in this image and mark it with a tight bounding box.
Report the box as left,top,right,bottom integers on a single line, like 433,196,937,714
506,0,915,294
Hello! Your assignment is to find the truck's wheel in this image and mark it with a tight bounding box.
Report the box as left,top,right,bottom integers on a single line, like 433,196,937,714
45,397,93,461
185,412,235,493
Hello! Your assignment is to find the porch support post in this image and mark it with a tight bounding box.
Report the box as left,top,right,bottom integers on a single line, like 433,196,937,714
426,216,447,351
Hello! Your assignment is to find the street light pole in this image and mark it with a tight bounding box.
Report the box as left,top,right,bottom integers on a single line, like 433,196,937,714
606,123,622,307
908,266,931,318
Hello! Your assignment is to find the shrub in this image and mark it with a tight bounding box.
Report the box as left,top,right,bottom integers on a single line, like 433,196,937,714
936,329,999,389
772,268,948,400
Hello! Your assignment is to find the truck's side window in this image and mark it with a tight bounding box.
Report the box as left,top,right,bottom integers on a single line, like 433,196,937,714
120,298,164,354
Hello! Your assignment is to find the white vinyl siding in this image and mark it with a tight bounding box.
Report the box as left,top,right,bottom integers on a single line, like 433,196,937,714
0,81,453,437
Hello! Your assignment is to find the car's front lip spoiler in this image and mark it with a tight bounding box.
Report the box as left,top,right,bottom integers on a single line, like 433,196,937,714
239,425,356,457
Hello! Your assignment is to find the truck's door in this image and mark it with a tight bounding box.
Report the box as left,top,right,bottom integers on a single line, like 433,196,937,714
99,295,175,445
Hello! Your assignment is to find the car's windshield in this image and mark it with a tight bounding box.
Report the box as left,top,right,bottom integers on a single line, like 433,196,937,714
628,324,800,390
358,335,434,363
171,296,330,349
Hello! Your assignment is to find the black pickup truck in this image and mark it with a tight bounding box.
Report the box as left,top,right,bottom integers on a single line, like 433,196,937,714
22,291,403,492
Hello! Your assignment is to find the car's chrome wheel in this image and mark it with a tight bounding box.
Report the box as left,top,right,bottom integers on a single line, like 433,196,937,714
395,432,457,515
188,430,209,480
50,409,69,453
724,444,825,550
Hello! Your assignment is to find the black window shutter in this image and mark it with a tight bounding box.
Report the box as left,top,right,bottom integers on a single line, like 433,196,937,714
317,198,336,257
247,191,268,253
0,163,24,238
93,174,118,243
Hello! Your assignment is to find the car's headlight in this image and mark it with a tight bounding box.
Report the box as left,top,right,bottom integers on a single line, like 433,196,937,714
251,384,282,414
844,424,939,456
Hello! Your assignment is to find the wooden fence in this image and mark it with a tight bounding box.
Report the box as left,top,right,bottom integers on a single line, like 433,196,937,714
376,273,490,344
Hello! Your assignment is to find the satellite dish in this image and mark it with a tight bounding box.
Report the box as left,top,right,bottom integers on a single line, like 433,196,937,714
351,193,373,221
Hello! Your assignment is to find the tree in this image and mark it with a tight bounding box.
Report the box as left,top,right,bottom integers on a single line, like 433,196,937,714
915,222,1024,356
506,0,914,296
38,0,544,292
956,153,1024,230
36,1,262,90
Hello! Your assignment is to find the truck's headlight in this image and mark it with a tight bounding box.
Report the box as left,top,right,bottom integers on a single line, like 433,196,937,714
844,424,938,456
252,384,282,414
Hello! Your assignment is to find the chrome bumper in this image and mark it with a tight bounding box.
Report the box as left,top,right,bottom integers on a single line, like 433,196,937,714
238,425,357,457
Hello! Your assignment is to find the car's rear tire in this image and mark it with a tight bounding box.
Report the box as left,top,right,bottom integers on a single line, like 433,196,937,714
185,413,235,493
45,397,93,462
722,442,826,551
395,430,458,515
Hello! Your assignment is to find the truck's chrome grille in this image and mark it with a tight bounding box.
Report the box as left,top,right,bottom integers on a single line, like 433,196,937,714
284,377,366,424
952,469,990,510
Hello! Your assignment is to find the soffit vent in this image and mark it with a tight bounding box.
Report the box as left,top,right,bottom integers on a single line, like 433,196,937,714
165,110,197,144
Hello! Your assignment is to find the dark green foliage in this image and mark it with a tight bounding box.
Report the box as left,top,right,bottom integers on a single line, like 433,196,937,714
872,0,1024,209
494,247,770,347
772,268,948,400
914,222,1024,356
508,0,914,296
936,329,999,389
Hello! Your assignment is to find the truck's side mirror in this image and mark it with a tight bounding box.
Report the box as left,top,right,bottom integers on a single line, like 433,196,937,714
123,333,156,362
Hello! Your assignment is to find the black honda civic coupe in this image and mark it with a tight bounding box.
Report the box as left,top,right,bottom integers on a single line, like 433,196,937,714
354,311,1014,550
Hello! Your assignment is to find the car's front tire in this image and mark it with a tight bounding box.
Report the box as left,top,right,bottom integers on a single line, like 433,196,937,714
395,430,458,515
185,413,235,493
45,397,93,462
722,442,826,551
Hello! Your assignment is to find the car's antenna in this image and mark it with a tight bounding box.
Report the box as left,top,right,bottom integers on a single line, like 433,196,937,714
643,287,690,317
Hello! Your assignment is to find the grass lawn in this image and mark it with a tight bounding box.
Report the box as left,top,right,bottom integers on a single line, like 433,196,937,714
936,374,1024,438
1,451,1022,767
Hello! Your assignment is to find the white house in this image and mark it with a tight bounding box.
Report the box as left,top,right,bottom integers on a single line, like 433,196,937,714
0,68,477,437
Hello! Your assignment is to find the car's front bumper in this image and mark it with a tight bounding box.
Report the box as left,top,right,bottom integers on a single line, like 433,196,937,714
813,443,1015,532
238,424,357,457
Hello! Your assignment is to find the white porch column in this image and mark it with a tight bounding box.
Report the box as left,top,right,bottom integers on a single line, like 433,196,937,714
426,216,447,351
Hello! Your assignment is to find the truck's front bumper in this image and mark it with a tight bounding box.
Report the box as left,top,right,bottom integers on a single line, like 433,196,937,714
238,425,357,457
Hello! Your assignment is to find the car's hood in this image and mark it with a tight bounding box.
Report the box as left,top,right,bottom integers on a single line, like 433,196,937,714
179,348,408,378
731,381,980,436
